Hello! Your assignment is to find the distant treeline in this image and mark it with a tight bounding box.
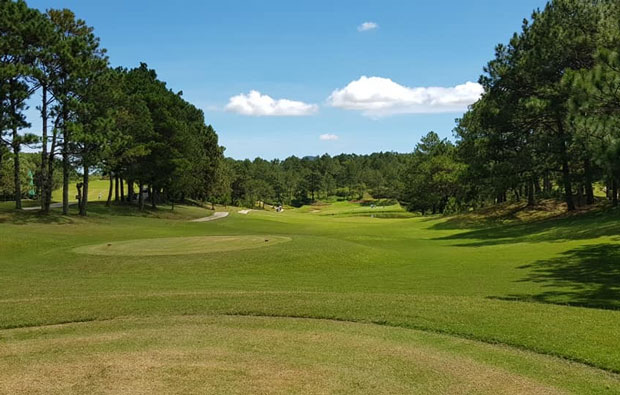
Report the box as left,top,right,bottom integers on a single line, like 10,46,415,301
223,0,620,214
219,152,408,208
3,0,620,216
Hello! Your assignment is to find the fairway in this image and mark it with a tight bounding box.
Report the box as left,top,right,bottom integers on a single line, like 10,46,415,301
1,201,620,393
73,235,291,256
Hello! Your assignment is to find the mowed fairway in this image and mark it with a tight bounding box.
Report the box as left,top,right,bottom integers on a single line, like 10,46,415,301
1,201,620,393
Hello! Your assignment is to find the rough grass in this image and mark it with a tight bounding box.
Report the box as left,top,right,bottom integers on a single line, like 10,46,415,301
1,200,620,392
2,316,618,394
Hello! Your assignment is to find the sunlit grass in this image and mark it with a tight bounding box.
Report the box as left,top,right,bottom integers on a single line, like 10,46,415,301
1,199,619,392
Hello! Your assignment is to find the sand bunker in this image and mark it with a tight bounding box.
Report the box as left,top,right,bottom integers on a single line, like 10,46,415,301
191,212,229,222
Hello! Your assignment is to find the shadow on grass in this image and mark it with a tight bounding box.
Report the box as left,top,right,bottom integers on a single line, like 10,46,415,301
331,210,417,219
86,202,165,217
425,203,542,230
433,207,620,247
0,201,206,224
0,210,75,225
490,243,620,310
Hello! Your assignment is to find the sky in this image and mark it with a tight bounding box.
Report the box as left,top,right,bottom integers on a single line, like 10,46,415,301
25,0,547,160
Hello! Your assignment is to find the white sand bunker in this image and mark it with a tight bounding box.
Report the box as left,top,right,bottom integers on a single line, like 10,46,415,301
238,209,252,215
73,235,291,256
191,212,229,222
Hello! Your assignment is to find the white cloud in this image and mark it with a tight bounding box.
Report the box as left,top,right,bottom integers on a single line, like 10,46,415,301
358,22,378,32
226,90,318,116
319,133,339,141
328,76,484,117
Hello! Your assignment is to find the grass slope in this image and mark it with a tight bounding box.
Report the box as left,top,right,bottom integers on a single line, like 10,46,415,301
1,200,619,393
2,316,618,394
50,178,126,203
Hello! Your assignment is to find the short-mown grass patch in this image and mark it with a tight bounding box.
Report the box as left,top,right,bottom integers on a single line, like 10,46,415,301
73,235,291,256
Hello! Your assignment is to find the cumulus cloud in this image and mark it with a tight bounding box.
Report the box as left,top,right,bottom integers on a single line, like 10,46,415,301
319,133,339,141
226,90,318,116
328,76,484,117
358,22,378,32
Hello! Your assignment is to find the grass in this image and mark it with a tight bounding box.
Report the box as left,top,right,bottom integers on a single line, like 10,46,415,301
51,178,128,203
2,316,618,394
0,178,130,210
1,199,619,393
73,235,291,256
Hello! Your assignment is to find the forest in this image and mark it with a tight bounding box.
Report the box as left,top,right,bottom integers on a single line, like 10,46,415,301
2,0,620,215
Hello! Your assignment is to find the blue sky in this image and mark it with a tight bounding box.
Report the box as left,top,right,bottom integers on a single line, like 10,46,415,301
27,0,547,160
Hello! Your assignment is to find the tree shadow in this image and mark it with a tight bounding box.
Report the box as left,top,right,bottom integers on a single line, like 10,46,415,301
0,210,75,225
426,202,544,230
0,201,201,224
490,244,620,310
433,208,620,247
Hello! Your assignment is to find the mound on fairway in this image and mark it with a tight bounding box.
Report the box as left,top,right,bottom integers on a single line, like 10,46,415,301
73,235,291,256
3,315,617,394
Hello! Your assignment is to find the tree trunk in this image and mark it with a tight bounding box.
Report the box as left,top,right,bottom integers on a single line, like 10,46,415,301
527,178,535,207
40,86,49,213
534,178,541,194
114,175,119,201
62,149,69,214
557,122,575,211
561,159,575,211
120,177,125,202
128,179,134,203
613,178,618,208
46,127,57,212
106,173,113,207
543,172,551,194
76,183,82,210
150,185,156,209
12,126,22,209
139,181,145,210
576,185,584,207
79,164,89,216
62,114,70,215
584,158,594,205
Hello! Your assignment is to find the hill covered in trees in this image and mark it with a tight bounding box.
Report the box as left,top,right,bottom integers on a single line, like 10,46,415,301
2,0,620,216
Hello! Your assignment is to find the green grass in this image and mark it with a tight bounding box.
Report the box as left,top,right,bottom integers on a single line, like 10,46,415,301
50,178,130,203
74,235,291,256
0,178,128,209
1,200,619,393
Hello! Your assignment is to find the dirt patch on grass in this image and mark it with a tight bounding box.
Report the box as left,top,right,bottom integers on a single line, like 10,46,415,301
0,315,605,394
